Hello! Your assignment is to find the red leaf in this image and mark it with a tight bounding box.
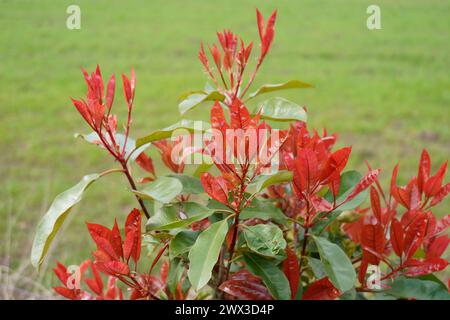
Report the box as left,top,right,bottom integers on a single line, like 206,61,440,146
124,209,142,264
135,152,155,175
122,74,132,104
229,98,252,129
390,164,399,200
282,248,300,299
417,149,430,194
105,74,115,110
293,148,319,196
53,286,80,300
201,172,229,205
403,213,428,260
84,263,103,296
361,223,385,265
99,261,130,276
424,161,448,197
219,270,273,300
430,183,450,207
426,235,450,259
358,258,369,286
53,261,70,285
302,277,341,300
87,223,119,260
344,169,381,203
370,186,382,222
405,257,449,277
71,98,92,126
256,9,265,42
390,218,404,257
110,219,123,260
320,146,352,184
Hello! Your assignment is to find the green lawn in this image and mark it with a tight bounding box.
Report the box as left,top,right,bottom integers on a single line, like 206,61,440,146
0,0,449,293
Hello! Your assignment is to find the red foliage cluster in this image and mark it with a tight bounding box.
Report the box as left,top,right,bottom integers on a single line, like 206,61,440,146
41,8,449,301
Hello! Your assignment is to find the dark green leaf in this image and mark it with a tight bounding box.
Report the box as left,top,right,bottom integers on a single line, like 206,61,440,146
243,252,291,300
31,173,101,270
385,277,450,300
166,258,184,296
188,219,229,291
169,230,200,258
312,235,356,292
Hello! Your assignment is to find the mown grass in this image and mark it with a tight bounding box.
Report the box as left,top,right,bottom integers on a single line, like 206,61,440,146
0,0,449,290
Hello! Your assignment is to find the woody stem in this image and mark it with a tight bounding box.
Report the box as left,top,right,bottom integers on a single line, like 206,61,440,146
121,161,150,219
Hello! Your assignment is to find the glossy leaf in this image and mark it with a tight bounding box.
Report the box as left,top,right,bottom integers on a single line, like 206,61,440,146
243,252,291,300
188,219,229,291
385,277,450,300
136,119,210,147
247,80,313,99
251,171,292,193
146,202,214,231
31,174,101,269
302,277,341,300
178,90,225,115
219,270,273,300
132,176,183,204
312,236,356,292
169,230,200,258
282,248,300,299
256,97,307,122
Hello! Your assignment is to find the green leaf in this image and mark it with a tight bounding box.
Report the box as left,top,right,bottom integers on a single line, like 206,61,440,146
75,132,149,161
243,224,286,258
178,91,225,115
168,174,204,194
308,257,327,279
31,173,101,270
188,219,229,291
256,97,307,122
169,230,200,258
240,198,287,225
133,176,183,204
166,258,184,297
136,119,210,147
312,235,356,292
385,277,450,300
251,171,293,193
243,252,291,300
146,202,214,231
247,80,313,99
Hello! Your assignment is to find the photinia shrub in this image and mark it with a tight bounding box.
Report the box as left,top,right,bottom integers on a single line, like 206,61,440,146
31,8,450,300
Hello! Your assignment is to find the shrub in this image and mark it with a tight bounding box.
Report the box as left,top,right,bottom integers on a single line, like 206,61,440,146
31,8,449,300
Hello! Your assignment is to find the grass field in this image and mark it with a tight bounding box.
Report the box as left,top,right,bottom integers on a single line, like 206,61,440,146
0,0,449,296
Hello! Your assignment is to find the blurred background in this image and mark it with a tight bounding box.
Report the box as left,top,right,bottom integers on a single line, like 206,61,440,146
0,0,448,298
